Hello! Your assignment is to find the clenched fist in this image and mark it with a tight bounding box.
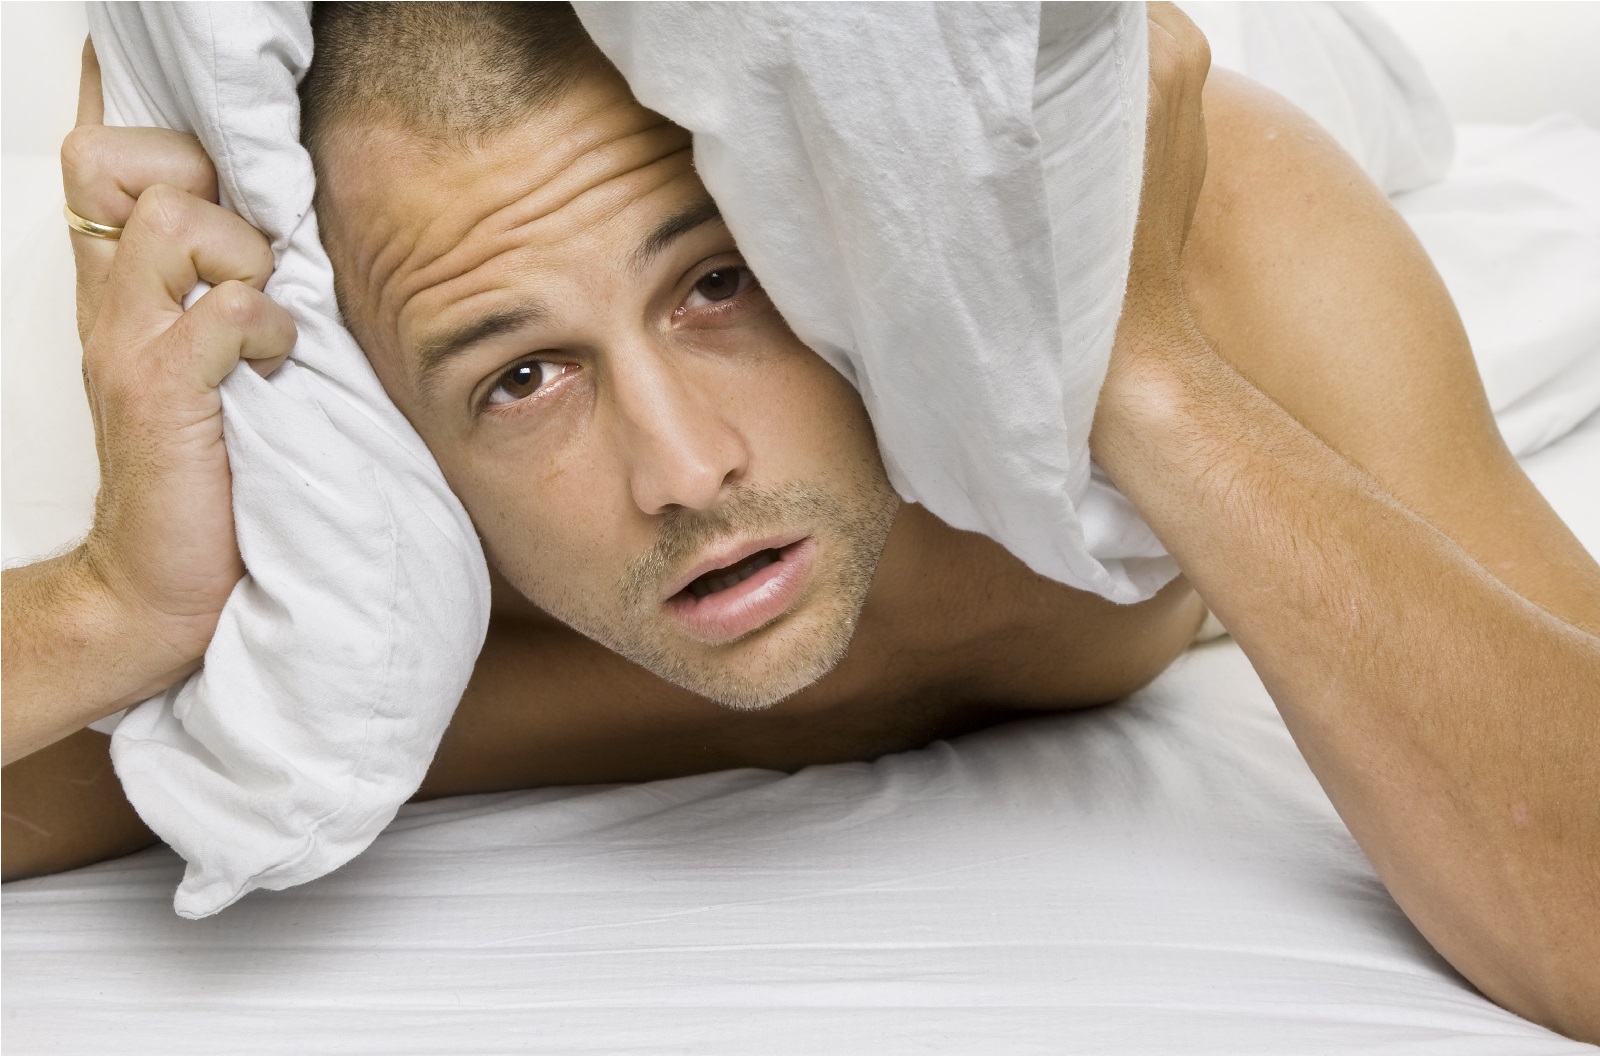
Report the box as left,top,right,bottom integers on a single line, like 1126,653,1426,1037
64,38,295,683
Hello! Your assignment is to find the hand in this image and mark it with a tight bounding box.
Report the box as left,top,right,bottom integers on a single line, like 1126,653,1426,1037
61,39,296,675
1093,2,1214,442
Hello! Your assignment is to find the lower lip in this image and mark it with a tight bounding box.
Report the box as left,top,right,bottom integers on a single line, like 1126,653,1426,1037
666,538,817,645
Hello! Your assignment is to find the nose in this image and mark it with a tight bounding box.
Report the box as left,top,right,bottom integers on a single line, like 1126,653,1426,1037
612,342,750,515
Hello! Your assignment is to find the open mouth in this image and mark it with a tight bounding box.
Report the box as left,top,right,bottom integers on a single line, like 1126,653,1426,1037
665,537,817,645
682,548,782,600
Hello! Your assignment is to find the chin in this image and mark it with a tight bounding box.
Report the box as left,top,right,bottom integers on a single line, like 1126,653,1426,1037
686,654,837,712
633,598,861,712
692,681,810,713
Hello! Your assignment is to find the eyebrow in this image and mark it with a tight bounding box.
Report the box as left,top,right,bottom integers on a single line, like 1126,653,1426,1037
631,197,723,274
414,304,549,395
411,197,726,399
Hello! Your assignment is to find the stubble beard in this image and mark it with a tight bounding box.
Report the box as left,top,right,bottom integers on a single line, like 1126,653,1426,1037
598,474,901,710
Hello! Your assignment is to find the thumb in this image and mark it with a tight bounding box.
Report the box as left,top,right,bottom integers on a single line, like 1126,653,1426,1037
76,37,105,127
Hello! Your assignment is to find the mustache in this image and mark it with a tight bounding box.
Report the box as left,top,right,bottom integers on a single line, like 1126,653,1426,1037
621,483,830,606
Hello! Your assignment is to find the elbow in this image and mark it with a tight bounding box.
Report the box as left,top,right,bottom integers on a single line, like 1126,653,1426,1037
1508,965,1600,1045
1455,924,1600,1044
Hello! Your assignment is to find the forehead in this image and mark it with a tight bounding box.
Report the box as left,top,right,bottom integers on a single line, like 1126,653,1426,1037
314,70,698,374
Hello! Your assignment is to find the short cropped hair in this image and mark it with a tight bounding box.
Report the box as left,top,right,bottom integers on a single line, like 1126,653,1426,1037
299,1,603,158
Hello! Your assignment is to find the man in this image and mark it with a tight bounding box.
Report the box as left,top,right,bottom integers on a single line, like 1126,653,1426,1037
3,3,1597,1041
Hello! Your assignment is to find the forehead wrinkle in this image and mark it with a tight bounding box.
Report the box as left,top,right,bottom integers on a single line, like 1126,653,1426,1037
363,224,428,346
392,150,702,349
388,114,688,284
398,135,694,311
322,204,415,367
375,140,692,350
501,149,701,263
358,188,531,364
338,99,693,345
507,121,690,233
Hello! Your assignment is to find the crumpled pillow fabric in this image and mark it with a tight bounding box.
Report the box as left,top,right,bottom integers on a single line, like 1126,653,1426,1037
88,1,490,919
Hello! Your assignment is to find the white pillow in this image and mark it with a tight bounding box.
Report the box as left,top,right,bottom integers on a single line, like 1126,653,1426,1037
87,1,490,919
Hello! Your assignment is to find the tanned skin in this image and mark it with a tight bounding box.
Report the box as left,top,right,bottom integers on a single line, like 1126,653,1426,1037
4,9,1597,1041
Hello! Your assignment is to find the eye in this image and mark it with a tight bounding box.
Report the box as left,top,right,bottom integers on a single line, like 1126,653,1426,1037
681,266,756,310
485,358,565,407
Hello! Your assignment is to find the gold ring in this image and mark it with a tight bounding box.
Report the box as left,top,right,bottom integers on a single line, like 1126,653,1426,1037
63,203,123,241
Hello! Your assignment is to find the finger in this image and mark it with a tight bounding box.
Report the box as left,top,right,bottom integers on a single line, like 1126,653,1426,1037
63,126,218,230
67,37,115,331
166,280,297,391
94,185,275,348
76,37,104,127
63,127,221,340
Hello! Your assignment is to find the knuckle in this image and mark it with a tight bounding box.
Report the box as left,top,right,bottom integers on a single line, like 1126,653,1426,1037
208,280,261,328
132,183,193,239
59,125,107,185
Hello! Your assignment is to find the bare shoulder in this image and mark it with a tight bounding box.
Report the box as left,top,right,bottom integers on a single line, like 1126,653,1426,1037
1181,69,1491,481
1181,69,1600,628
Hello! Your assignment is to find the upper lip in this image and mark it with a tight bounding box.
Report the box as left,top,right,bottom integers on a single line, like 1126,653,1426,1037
662,532,808,602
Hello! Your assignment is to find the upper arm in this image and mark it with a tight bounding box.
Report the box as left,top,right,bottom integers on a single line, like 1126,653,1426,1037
1182,69,1600,634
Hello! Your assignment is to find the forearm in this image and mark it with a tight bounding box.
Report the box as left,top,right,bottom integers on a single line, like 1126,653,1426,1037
1095,337,1600,1039
1,550,196,766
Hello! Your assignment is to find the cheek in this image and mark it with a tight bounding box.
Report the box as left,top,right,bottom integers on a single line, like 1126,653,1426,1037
741,352,877,473
441,442,628,610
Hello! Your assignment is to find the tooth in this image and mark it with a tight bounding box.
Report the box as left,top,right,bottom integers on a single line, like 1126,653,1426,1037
684,549,784,602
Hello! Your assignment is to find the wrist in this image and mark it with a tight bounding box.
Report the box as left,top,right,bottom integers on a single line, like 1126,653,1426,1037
2,549,197,765
70,543,205,707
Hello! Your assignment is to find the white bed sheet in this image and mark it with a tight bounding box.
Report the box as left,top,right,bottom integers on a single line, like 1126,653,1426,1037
5,412,1596,1054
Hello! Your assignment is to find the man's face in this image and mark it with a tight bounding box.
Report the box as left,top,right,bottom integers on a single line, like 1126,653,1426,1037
315,67,900,709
